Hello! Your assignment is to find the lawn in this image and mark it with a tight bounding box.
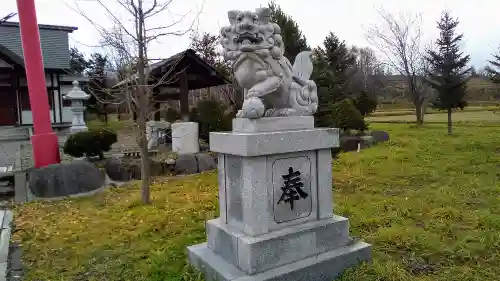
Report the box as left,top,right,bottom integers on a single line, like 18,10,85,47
13,122,500,281
368,110,500,123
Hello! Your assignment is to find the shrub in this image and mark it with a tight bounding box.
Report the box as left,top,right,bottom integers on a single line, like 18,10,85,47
328,99,368,132
353,92,378,116
63,129,118,159
165,107,181,123
190,99,232,142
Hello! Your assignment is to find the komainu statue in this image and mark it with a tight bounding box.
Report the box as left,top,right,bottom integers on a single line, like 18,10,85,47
220,7,318,119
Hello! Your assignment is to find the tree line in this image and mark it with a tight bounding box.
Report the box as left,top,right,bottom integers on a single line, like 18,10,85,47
67,0,500,203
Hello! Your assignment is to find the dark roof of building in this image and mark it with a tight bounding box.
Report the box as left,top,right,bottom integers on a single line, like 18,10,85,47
0,43,24,67
114,49,231,90
0,21,78,33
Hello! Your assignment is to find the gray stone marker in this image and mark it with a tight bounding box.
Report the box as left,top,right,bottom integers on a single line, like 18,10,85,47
187,7,371,280
187,118,371,281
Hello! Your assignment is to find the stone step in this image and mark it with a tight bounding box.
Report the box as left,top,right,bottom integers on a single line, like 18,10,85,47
0,127,29,142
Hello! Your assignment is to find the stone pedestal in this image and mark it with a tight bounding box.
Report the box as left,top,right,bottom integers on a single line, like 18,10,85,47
187,116,371,281
171,122,199,154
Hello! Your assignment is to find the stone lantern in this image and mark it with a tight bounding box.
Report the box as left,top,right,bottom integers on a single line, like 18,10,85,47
63,80,90,133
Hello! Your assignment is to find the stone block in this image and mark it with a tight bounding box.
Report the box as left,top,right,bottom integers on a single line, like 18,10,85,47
360,135,375,148
232,116,314,133
371,130,390,143
196,153,217,172
172,122,199,154
210,128,339,157
188,240,371,281
28,160,105,198
340,136,360,152
174,154,198,175
105,157,132,182
206,216,350,275
219,151,322,236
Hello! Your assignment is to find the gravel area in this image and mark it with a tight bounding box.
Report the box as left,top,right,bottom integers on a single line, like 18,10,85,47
0,141,26,168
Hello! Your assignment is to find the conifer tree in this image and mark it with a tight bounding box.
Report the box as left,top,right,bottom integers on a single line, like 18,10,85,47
486,48,500,83
268,1,309,64
426,11,472,135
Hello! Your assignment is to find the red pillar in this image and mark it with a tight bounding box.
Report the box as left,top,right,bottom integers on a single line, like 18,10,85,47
16,0,60,168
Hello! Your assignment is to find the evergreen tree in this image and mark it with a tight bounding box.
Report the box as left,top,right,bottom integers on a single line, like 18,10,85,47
312,32,357,127
69,47,90,76
86,53,110,123
426,11,472,135
190,32,230,77
268,1,309,64
486,48,500,83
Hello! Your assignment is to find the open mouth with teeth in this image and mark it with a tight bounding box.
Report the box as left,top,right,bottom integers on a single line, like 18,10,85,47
235,32,263,44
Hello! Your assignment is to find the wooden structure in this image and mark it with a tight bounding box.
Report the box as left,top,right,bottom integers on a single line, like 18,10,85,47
114,49,230,120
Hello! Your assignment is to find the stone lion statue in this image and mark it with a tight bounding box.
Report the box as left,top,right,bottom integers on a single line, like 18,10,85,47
220,7,318,119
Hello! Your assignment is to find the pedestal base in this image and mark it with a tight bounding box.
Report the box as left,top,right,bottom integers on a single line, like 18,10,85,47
188,240,371,281
188,216,371,281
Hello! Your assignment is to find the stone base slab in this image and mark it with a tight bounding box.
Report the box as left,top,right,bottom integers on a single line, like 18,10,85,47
209,128,339,157
206,216,350,274
187,240,371,281
232,117,314,133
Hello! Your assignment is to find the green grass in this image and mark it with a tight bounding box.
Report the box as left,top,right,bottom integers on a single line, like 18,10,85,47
372,106,497,117
368,110,500,123
13,123,500,281
87,116,133,132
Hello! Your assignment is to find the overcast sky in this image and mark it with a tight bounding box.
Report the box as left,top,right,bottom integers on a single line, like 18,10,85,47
3,0,500,69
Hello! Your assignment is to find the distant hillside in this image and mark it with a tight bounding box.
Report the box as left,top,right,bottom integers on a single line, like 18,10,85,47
377,75,500,104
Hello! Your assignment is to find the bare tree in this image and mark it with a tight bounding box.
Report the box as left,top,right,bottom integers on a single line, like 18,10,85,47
70,0,202,203
365,9,432,124
350,46,383,90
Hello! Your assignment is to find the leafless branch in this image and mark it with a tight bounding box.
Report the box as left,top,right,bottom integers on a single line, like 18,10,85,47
365,8,432,123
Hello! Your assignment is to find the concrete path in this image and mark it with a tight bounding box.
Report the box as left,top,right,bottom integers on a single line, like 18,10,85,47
0,210,13,281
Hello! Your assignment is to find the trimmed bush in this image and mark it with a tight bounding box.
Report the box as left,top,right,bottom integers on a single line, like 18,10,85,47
190,99,232,142
165,107,181,123
353,92,378,116
328,99,368,132
63,129,118,159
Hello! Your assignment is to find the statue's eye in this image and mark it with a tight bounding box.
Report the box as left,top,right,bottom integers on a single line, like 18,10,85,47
253,16,258,22
237,16,243,22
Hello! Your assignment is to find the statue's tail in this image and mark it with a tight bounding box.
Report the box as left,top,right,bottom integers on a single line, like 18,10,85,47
292,51,314,81
289,51,318,116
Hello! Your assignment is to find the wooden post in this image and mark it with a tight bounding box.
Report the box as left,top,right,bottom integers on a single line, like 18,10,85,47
154,102,161,121
179,71,189,121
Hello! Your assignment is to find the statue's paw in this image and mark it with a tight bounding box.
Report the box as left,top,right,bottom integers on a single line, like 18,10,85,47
284,108,299,116
264,108,297,117
238,97,265,119
236,110,245,118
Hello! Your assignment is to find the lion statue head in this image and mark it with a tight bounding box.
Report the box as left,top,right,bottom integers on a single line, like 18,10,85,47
220,8,285,61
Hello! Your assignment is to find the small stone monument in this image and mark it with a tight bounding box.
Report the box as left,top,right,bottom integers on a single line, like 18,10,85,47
186,7,371,281
63,81,90,133
171,122,199,154
146,120,171,150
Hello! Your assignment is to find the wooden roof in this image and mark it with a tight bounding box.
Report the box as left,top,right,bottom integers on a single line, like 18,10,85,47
114,49,230,90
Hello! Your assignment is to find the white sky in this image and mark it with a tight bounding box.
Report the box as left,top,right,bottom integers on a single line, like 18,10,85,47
3,0,500,68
